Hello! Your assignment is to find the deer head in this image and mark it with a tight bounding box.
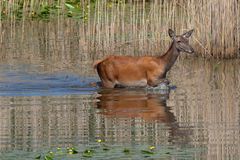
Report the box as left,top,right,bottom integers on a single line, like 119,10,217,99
168,29,194,54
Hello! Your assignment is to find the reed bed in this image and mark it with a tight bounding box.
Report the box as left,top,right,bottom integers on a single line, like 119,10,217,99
0,0,240,58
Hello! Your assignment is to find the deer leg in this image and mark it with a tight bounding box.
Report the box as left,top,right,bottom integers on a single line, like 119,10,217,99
101,81,115,88
114,84,125,88
160,78,170,84
147,78,170,87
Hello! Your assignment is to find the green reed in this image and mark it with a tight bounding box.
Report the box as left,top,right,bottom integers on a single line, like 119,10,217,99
0,0,239,58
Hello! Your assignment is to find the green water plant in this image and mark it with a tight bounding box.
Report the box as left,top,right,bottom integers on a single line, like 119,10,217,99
0,0,93,20
82,149,94,158
35,151,54,160
123,148,130,154
31,143,204,160
141,146,156,156
67,147,79,154
64,2,83,18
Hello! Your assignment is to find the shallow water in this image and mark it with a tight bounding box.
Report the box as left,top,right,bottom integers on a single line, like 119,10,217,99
1,20,240,159
0,64,98,97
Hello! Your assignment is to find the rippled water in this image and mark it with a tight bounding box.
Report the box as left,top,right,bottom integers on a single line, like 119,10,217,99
0,64,97,96
1,20,240,159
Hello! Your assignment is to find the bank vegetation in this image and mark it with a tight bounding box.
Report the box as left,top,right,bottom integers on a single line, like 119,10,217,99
0,0,239,58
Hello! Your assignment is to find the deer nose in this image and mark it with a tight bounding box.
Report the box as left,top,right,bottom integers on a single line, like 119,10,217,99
188,47,194,53
190,49,194,53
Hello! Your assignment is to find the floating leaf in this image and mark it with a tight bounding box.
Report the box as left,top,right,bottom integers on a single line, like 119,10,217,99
83,149,94,154
82,149,94,158
123,148,130,154
44,155,53,160
103,147,110,151
35,154,41,159
149,146,155,150
67,147,78,154
141,150,154,154
56,147,64,155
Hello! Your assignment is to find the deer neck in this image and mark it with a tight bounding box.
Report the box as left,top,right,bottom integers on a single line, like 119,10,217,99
160,41,180,72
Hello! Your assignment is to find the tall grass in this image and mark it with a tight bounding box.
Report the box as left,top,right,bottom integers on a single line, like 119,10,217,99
0,0,240,58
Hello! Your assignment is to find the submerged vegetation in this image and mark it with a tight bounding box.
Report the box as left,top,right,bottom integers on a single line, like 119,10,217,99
0,0,240,58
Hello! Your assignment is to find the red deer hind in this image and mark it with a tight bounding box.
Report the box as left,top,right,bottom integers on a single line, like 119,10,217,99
94,29,194,88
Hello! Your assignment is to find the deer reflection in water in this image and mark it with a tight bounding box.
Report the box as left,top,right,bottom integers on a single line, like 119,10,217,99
96,89,173,122
96,89,187,142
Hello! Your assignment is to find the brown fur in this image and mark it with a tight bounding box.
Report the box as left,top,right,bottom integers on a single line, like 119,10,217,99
94,29,194,88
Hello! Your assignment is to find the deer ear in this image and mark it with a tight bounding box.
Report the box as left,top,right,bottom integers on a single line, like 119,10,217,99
168,29,176,39
182,29,194,38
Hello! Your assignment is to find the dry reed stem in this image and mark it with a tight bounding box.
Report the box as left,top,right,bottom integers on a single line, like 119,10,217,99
0,0,240,58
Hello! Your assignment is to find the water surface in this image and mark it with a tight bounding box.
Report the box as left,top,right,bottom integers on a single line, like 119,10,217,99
0,20,240,159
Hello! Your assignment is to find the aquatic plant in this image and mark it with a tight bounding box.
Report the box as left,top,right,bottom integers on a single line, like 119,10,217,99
34,139,159,159
0,0,88,20
31,140,205,160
